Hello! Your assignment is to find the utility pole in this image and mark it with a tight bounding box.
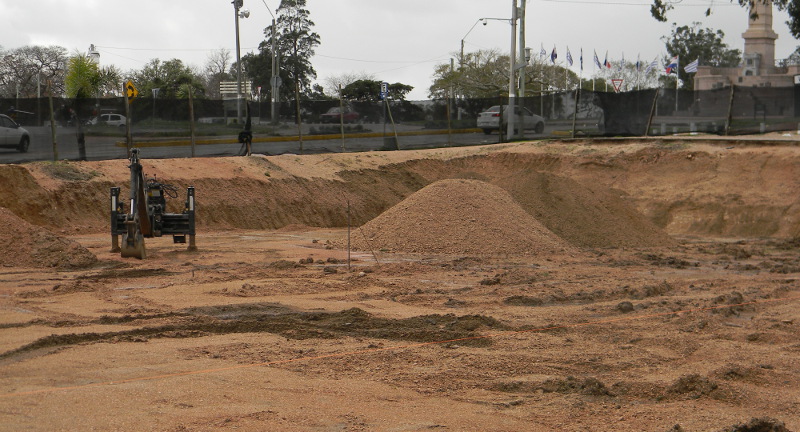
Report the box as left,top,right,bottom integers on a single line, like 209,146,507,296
270,18,280,125
233,0,250,124
506,0,518,140
517,0,527,137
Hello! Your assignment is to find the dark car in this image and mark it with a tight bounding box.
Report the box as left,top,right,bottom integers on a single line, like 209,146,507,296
0,114,30,152
320,107,360,124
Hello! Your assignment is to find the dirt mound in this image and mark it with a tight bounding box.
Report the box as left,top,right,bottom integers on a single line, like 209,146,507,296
0,207,97,269
494,170,676,248
342,179,574,256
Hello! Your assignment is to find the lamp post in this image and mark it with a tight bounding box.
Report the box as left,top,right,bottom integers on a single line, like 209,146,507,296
270,21,279,125
460,18,484,67
458,18,487,122
460,18,511,68
261,0,279,125
233,0,250,124
517,0,527,137
152,88,160,131
507,0,518,141
460,17,513,123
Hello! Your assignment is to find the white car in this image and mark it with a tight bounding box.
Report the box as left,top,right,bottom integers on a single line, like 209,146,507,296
87,113,127,128
477,105,545,135
0,114,30,153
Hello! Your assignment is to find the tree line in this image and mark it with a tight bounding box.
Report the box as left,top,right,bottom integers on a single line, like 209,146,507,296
1,0,798,104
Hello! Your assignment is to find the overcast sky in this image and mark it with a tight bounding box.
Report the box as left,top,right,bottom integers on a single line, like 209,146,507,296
1,0,797,99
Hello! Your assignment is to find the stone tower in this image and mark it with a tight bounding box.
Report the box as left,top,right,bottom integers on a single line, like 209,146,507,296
694,0,799,90
741,0,779,75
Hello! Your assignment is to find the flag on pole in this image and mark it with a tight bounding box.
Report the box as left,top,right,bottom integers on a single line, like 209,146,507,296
593,49,601,68
621,52,625,68
566,47,573,67
684,58,699,73
550,46,557,64
644,57,658,74
603,51,612,69
580,48,584,71
540,44,547,58
636,54,641,72
666,56,679,74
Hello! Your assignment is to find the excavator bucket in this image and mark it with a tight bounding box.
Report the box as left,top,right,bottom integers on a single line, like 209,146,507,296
121,232,146,259
110,150,196,259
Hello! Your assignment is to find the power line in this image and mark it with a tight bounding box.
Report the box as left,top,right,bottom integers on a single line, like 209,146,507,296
315,53,448,65
539,0,737,6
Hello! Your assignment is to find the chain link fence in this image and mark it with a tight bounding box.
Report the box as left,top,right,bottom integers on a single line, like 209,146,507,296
2,84,798,163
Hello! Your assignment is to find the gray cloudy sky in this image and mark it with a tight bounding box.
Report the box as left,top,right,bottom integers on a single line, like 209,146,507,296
1,0,797,99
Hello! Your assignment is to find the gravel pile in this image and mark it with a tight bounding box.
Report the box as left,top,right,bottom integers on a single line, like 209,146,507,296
346,179,574,256
0,207,97,269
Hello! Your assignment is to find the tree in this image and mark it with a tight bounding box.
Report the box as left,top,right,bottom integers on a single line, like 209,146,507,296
132,58,205,99
341,79,412,102
429,49,510,99
63,52,120,126
64,53,101,98
583,58,663,92
783,45,800,64
0,45,68,97
323,71,375,97
247,0,320,101
203,48,233,99
651,0,800,39
431,49,582,101
240,51,270,99
661,22,741,90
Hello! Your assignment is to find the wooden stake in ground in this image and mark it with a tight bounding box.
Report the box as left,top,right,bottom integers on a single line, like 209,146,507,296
47,80,58,161
188,85,196,158
339,84,345,152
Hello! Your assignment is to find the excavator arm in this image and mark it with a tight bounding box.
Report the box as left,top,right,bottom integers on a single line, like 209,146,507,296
110,149,196,259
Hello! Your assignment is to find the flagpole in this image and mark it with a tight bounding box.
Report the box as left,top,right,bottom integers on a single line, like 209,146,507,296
541,45,546,117
579,48,583,91
675,55,679,112
636,54,640,91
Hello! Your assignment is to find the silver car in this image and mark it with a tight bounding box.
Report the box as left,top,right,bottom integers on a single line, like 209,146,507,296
477,105,545,135
86,113,127,128
0,114,30,153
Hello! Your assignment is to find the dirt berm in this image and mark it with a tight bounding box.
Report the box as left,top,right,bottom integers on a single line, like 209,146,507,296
0,138,798,255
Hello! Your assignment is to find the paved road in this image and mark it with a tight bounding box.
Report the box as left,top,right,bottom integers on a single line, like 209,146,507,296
0,122,569,164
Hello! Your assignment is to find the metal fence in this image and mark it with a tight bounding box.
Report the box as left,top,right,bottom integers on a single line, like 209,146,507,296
2,84,798,164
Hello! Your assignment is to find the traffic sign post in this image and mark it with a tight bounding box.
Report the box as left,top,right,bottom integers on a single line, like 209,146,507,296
379,81,388,100
611,79,624,93
123,81,137,152
126,80,139,102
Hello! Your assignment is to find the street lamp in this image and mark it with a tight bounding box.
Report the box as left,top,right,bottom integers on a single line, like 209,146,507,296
233,0,250,124
460,18,484,67
459,17,513,122
459,13,518,139
261,0,279,125
460,17,511,66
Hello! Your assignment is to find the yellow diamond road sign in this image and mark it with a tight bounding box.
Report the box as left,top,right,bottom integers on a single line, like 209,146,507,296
126,81,139,101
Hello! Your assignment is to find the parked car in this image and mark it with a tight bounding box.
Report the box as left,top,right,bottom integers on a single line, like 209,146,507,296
0,114,30,153
477,105,545,135
320,107,360,124
86,113,127,128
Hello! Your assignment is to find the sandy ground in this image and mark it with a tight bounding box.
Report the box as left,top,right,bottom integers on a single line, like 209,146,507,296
0,136,799,431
